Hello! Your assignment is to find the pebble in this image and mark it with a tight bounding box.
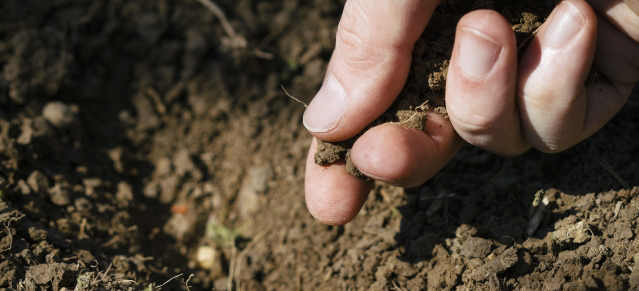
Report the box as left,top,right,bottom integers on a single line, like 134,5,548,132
42,102,78,128
27,171,50,195
461,237,493,259
116,181,134,206
195,246,218,270
48,183,71,206
237,166,272,217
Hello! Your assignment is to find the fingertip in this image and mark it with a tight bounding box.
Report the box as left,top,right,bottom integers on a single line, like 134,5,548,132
304,138,373,225
447,9,528,155
351,114,463,188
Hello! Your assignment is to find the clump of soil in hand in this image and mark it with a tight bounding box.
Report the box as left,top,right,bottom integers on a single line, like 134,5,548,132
315,0,550,177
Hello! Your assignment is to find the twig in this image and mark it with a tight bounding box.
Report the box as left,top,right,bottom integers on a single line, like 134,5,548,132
79,217,88,239
155,273,183,290
146,88,167,115
235,230,268,291
227,240,237,291
194,0,237,40
281,85,307,108
612,201,623,220
595,157,631,189
182,274,194,291
1,214,26,252
91,263,113,285
195,0,273,59
526,197,549,236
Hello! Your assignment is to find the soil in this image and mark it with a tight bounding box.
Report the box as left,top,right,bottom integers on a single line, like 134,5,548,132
0,0,638,291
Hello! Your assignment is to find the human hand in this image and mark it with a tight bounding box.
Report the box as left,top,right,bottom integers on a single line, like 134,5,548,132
304,0,639,225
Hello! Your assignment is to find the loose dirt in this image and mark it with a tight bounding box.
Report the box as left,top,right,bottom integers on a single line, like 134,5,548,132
1,0,638,290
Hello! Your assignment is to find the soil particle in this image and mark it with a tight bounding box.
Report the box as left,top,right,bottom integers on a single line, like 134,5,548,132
27,171,50,196
24,263,77,291
48,183,71,206
237,166,273,217
314,139,347,166
461,237,493,259
116,181,134,207
42,102,78,129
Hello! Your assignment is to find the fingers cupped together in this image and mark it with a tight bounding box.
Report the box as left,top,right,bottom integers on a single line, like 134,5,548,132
447,1,601,154
305,113,464,226
351,112,465,188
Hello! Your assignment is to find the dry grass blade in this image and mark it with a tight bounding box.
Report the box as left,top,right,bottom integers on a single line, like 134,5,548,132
194,0,236,40
281,85,308,108
235,230,268,291
182,274,194,291
595,156,631,189
227,240,237,291
1,214,26,252
194,0,273,59
155,273,183,290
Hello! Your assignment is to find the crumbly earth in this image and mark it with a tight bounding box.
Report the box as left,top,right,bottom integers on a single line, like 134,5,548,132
0,0,639,291
315,0,550,174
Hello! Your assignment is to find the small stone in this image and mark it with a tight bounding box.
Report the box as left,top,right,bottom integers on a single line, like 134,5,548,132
27,171,49,195
16,179,31,195
82,178,102,196
143,181,160,199
42,102,78,128
74,197,93,212
28,227,48,242
49,183,71,206
195,246,217,269
461,237,493,259
155,157,172,177
237,166,273,217
116,181,134,206
174,150,203,180
159,176,179,204
194,245,225,277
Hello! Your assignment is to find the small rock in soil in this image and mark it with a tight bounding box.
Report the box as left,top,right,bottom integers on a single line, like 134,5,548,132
237,166,272,217
48,183,71,206
159,175,179,204
24,263,77,291
42,102,78,129
461,237,493,259
174,149,203,180
116,181,134,206
27,171,49,196
74,197,92,212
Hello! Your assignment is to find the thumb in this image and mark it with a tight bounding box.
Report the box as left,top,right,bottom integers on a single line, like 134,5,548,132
303,0,441,142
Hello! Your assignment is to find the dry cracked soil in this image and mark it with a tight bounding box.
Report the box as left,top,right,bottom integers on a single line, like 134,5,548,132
1,0,639,290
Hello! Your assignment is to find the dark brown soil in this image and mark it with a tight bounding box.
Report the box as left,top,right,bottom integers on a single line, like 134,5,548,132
1,0,638,291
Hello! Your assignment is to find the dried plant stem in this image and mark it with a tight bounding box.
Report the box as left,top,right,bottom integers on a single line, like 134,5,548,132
281,85,308,108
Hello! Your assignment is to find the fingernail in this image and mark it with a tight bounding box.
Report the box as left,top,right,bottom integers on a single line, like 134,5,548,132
303,74,347,133
458,28,502,78
543,1,585,47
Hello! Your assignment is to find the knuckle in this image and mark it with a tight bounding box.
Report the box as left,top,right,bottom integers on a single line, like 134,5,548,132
450,112,502,137
335,9,385,75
